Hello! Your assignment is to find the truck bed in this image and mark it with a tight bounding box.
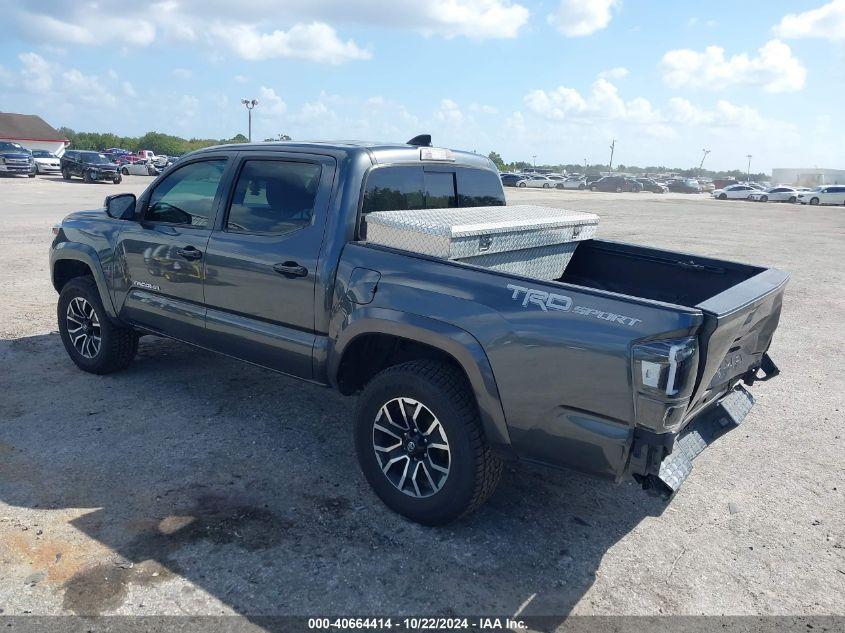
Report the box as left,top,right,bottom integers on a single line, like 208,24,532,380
558,239,765,308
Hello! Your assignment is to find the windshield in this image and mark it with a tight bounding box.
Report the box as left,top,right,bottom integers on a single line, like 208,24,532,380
0,141,27,153
32,150,55,158
82,153,110,164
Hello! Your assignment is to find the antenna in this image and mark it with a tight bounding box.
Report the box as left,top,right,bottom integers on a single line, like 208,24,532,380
406,134,432,147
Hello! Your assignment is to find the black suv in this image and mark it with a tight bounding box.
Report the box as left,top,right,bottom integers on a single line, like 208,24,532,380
589,176,642,192
61,151,122,184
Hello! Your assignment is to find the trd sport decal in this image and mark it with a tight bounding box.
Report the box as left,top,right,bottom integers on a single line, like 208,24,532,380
506,283,642,327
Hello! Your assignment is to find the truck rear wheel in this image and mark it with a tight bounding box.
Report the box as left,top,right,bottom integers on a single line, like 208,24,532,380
57,277,138,374
354,360,502,525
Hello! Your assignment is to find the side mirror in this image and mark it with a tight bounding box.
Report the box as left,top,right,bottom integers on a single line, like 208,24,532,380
103,193,136,220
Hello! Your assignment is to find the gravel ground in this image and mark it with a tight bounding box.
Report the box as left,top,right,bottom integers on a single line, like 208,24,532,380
0,175,843,623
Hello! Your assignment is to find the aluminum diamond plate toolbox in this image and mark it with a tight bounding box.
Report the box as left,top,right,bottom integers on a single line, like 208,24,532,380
364,205,599,280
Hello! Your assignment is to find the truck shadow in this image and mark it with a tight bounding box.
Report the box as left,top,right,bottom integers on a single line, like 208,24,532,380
0,333,667,627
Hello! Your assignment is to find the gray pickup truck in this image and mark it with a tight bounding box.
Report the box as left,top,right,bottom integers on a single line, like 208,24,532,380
50,138,787,525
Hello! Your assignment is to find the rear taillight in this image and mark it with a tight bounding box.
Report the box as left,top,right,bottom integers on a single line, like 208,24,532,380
632,337,698,432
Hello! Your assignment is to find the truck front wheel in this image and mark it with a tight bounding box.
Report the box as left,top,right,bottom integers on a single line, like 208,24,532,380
57,276,138,374
354,360,502,525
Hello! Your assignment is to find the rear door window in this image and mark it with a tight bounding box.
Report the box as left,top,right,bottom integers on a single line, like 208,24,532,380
226,160,321,234
362,167,424,213
458,168,505,206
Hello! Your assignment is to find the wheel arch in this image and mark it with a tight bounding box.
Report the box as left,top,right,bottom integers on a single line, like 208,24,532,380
328,309,513,454
51,243,118,318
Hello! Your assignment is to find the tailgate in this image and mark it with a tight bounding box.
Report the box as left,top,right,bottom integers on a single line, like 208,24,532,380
688,268,789,414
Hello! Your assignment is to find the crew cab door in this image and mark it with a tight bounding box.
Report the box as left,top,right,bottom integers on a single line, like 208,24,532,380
201,152,336,379
114,155,231,343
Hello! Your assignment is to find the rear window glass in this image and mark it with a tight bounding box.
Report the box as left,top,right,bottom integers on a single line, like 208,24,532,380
457,168,506,206
362,166,504,214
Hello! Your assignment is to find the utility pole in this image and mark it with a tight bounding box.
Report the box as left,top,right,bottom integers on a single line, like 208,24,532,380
584,157,587,176
241,98,258,142
699,149,711,176
746,154,752,182
608,139,616,172
532,155,537,168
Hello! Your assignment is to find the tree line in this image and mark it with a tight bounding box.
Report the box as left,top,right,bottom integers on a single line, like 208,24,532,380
59,128,250,156
487,151,767,181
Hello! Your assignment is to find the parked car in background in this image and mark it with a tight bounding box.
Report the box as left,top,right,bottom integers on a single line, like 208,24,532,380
635,178,667,194
557,176,587,190
590,176,642,192
30,149,62,174
795,185,845,206
697,179,715,193
500,173,526,187
60,150,122,184
713,179,739,190
667,179,702,194
518,173,556,188
712,184,755,200
585,174,603,185
749,187,800,203
0,141,36,177
120,161,159,176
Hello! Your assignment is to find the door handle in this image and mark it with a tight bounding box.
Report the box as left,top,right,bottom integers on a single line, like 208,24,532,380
272,261,308,278
176,246,202,260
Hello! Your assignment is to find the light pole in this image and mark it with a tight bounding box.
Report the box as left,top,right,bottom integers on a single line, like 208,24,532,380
241,98,258,142
608,139,616,172
532,155,537,169
746,154,752,182
699,148,710,176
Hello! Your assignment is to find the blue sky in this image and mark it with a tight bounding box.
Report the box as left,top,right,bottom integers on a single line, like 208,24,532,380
1,0,843,171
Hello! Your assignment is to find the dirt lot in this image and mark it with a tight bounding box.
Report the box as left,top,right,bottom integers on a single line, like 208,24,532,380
1,174,843,623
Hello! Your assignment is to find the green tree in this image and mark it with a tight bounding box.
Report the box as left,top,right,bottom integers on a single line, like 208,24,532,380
487,151,505,171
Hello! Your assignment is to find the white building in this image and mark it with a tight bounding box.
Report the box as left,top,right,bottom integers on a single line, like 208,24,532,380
0,112,69,156
771,168,845,187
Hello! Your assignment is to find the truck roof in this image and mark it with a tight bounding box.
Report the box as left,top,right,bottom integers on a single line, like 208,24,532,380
192,140,495,170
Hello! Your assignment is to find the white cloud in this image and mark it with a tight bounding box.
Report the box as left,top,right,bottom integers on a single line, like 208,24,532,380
774,0,845,41
469,102,499,114
61,69,117,106
122,81,137,98
234,75,249,84
660,39,806,93
548,0,619,37
209,22,371,64
257,86,287,115
435,98,466,125
598,66,628,80
418,0,529,38
19,52,53,93
172,68,193,79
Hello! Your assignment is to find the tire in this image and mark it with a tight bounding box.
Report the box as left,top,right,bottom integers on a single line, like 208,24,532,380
810,197,819,205
57,276,138,375
718,193,727,200
789,196,796,203
83,170,94,184
113,174,122,184
354,360,502,525
122,167,129,175
761,195,768,202
35,164,41,175
61,168,71,180
517,182,526,188
543,183,550,188
590,185,597,191
578,184,585,190
28,172,36,178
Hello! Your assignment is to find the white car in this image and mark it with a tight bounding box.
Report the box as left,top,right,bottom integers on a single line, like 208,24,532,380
517,174,556,188
30,149,61,174
795,185,845,206
748,186,801,203
712,184,756,200
558,176,588,190
120,161,159,176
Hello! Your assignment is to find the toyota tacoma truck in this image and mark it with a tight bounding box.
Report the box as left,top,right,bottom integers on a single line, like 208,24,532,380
49,138,787,525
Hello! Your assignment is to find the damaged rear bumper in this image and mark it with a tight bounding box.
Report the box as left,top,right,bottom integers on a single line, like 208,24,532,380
626,385,756,497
